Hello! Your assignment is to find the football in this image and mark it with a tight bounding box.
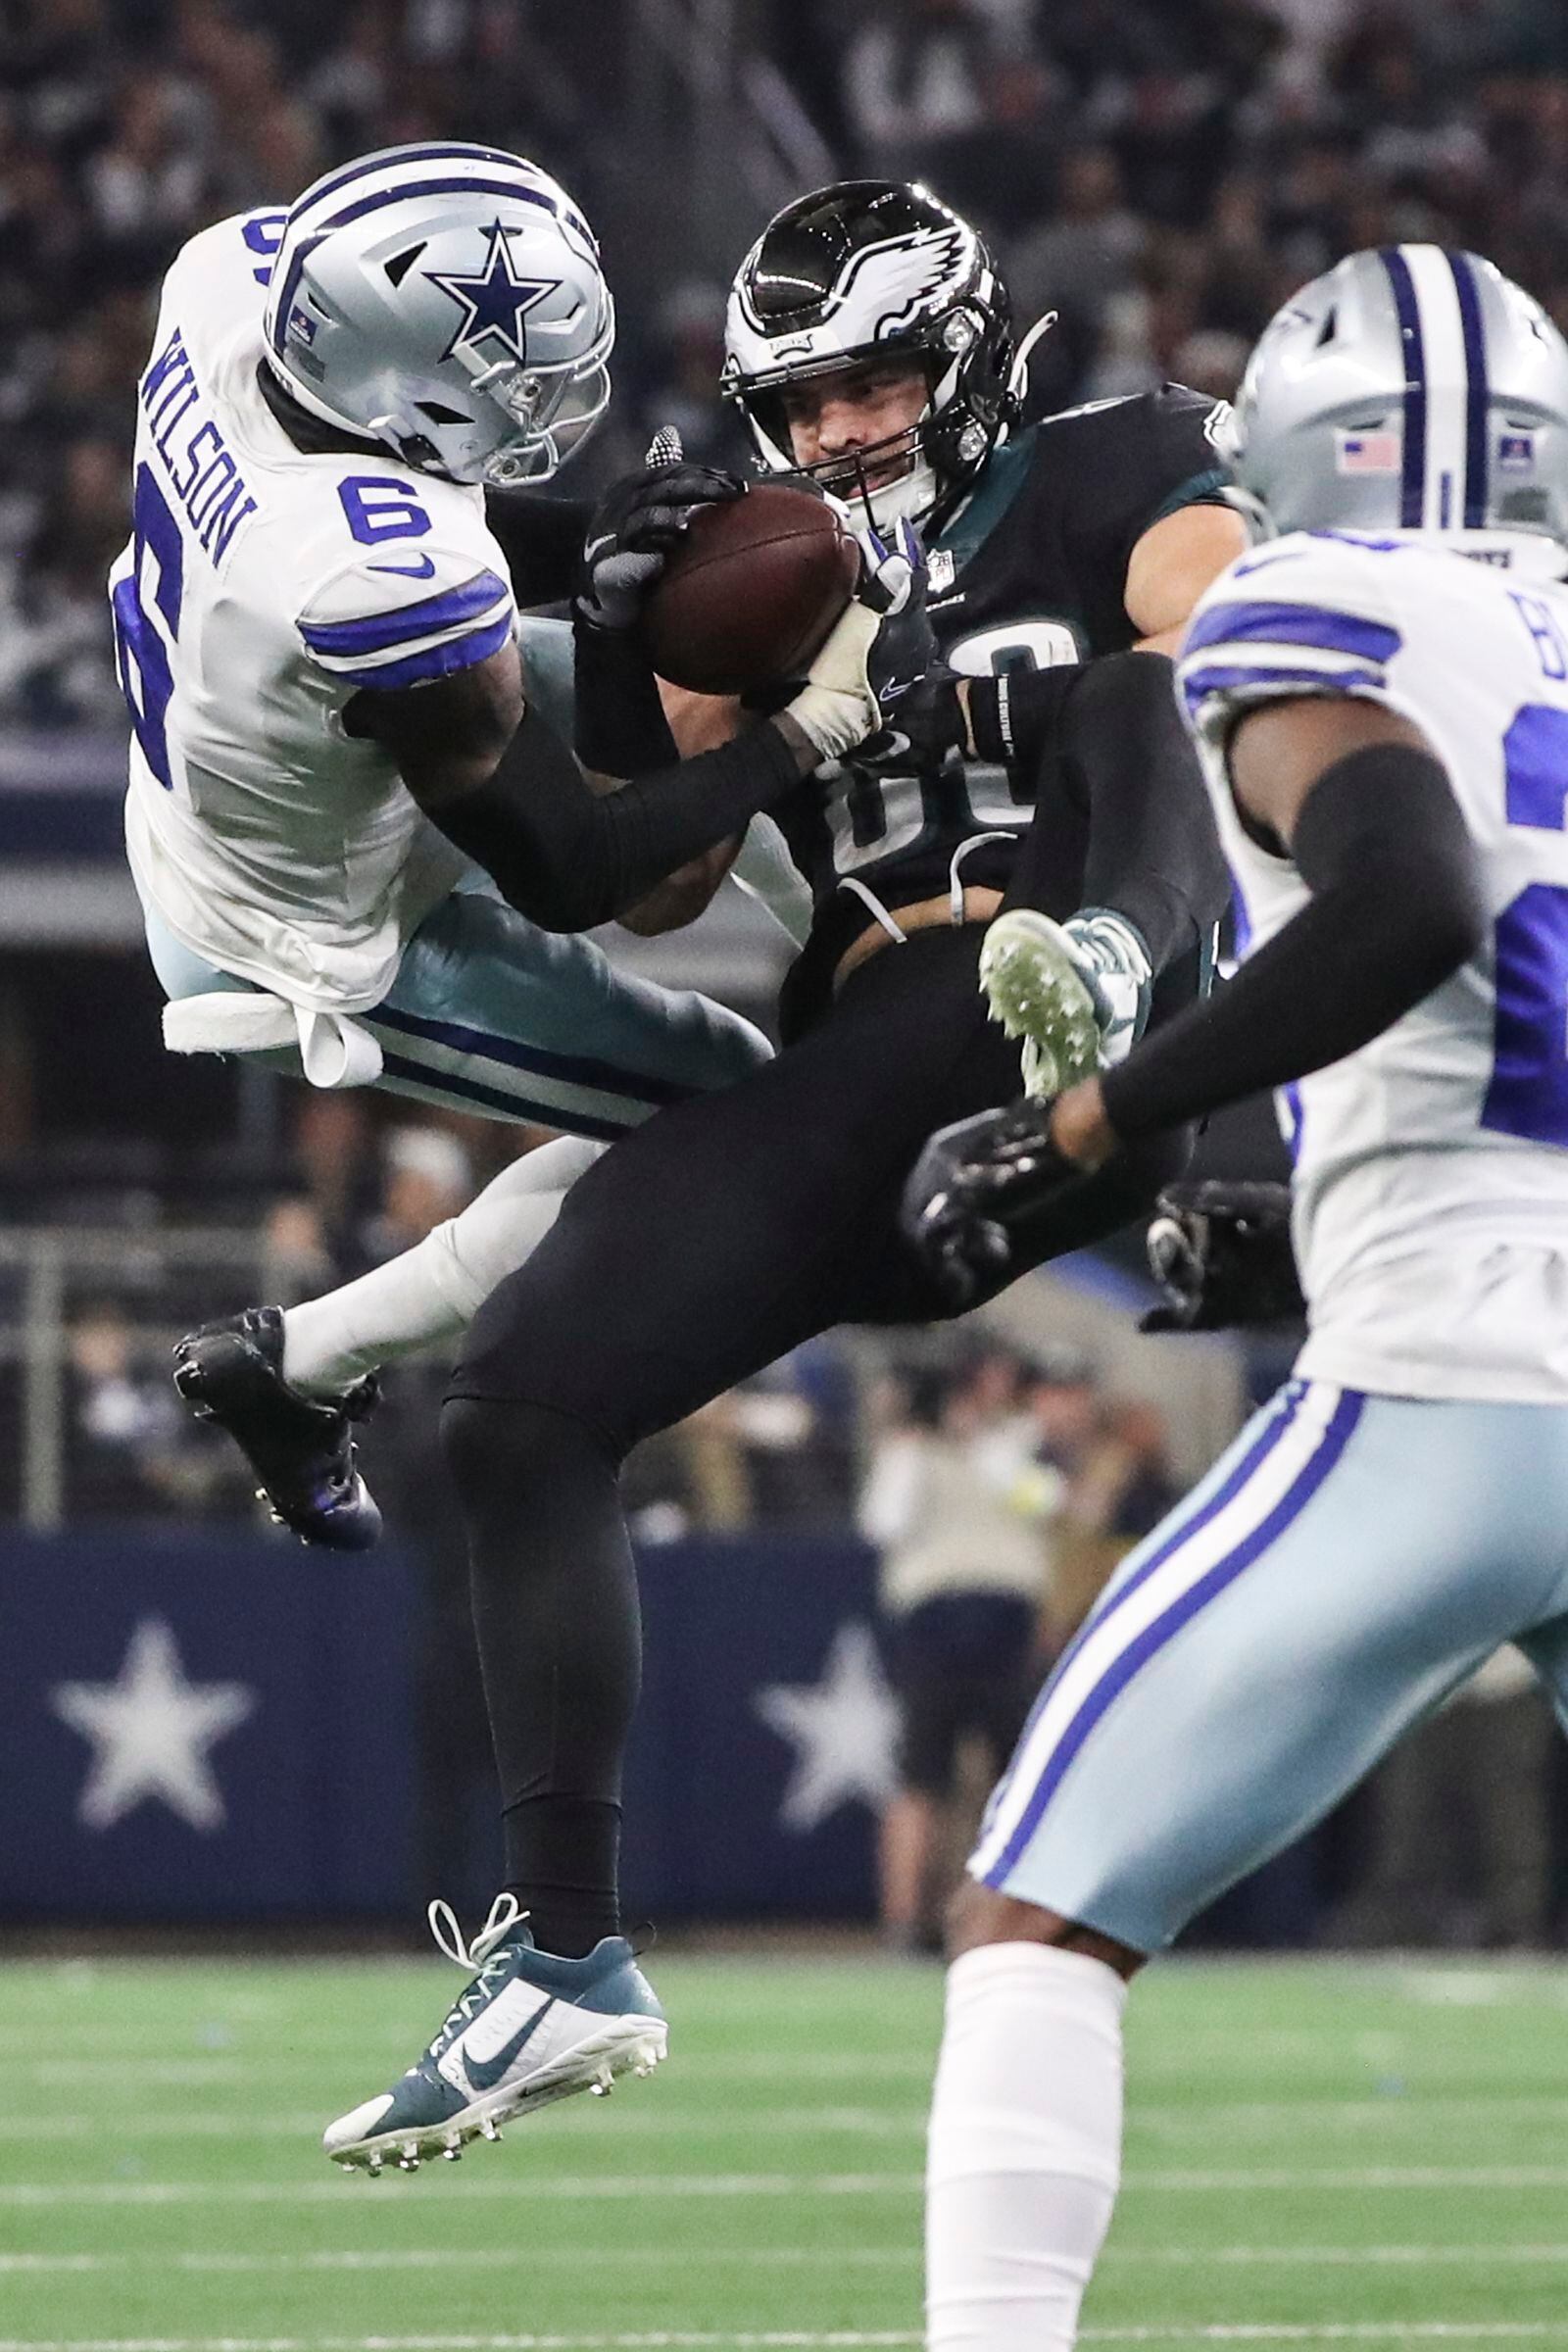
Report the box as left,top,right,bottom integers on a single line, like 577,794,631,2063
639,481,861,698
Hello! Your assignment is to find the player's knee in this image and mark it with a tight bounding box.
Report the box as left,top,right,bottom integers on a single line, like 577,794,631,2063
441,1393,621,1517
701,1004,772,1089
946,1877,1147,1981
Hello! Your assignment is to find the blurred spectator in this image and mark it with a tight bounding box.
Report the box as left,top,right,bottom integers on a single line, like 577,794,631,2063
1022,1353,1181,1652
861,1348,1056,1951
1327,1647,1559,1949
67,1297,249,1514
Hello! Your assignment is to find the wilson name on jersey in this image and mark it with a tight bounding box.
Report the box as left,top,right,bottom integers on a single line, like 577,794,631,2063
115,211,518,1014
777,384,1230,946
1180,527,1568,1401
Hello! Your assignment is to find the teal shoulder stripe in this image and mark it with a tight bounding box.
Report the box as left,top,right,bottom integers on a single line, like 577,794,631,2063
1148,466,1232,527
932,425,1039,573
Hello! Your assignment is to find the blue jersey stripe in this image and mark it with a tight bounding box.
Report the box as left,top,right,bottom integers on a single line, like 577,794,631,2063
375,1049,628,1139
372,1003,703,1108
302,570,510,658
1182,661,1388,714
1185,600,1401,665
1380,247,1428,530
332,612,514,691
982,1389,1365,1886
1448,250,1490,530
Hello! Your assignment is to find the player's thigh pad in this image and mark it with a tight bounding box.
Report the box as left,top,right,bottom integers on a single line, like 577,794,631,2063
971,1380,1568,1952
366,880,770,1137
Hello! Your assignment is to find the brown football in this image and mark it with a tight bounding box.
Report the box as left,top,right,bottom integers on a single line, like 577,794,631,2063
639,481,860,698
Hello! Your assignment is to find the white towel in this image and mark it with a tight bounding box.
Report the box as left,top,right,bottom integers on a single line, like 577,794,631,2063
162,992,384,1089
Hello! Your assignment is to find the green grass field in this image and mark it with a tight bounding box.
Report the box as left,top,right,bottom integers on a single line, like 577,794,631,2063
2,1951,1568,2349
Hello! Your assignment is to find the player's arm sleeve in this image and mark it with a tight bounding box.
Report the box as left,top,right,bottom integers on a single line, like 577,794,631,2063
298,546,516,696
1099,565,1487,1139
1061,385,1233,603
424,702,809,934
998,648,1230,972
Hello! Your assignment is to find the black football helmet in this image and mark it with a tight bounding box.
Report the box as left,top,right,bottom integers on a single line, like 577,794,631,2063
721,180,1027,532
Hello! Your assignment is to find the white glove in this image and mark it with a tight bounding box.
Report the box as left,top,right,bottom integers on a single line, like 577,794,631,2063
784,518,919,764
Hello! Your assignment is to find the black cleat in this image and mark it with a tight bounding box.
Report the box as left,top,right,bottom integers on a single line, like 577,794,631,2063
173,1306,383,1551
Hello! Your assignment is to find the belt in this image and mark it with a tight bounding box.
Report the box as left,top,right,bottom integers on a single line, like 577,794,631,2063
832,885,1004,995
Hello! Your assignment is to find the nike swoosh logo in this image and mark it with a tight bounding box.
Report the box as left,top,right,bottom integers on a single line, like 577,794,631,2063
368,555,437,579
458,1995,554,2094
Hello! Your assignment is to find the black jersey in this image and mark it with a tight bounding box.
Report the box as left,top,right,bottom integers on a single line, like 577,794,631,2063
773,383,1229,957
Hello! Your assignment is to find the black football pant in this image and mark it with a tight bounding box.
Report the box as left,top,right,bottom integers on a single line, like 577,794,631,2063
442,926,1194,1953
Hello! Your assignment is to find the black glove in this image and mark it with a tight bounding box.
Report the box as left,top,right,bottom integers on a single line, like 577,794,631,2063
901,1101,1087,1307
1140,1180,1304,1333
579,457,748,633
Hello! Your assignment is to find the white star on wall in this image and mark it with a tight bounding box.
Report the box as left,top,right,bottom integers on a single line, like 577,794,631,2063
755,1621,901,1833
50,1618,256,1833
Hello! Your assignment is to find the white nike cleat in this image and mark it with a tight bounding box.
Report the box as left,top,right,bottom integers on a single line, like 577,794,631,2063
322,1895,667,2175
980,906,1152,1099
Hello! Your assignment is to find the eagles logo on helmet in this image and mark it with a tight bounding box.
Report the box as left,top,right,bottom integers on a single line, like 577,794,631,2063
721,180,1035,534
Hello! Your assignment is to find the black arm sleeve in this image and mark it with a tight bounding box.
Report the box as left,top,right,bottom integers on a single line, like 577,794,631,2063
996,652,1230,972
426,704,803,934
482,491,594,608
570,609,678,778
1100,742,1488,1141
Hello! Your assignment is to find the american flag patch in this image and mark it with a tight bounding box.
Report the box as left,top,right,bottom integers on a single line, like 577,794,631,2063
1335,430,1400,475
287,306,318,346
1499,432,1535,470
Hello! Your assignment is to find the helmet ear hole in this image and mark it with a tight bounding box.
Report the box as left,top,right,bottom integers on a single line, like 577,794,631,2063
416,400,470,425
384,243,426,287
1314,308,1338,348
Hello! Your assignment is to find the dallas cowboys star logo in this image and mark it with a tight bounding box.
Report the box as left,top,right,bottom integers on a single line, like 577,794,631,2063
427,221,560,366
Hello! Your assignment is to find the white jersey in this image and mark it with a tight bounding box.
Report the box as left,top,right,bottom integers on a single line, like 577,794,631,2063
1180,527,1568,1403
116,213,518,1014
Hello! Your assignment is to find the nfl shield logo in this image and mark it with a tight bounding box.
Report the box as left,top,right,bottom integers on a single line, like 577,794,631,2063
1499,432,1535,470
928,549,956,593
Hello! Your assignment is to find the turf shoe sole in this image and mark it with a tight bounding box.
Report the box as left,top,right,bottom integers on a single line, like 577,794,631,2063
979,909,1105,1102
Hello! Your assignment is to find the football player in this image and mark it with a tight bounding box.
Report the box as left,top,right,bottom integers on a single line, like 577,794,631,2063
121,141,904,1542
301,201,1252,2173
902,246,1568,2351
177,176,1242,1553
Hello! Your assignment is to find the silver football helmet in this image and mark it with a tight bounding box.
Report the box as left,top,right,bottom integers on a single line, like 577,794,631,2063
262,142,614,487
1230,244,1568,544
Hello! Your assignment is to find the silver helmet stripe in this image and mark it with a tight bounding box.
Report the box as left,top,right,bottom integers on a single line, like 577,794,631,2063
1384,244,1486,533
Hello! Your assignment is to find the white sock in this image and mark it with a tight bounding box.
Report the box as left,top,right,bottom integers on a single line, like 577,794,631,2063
280,1136,604,1395
926,1941,1127,2352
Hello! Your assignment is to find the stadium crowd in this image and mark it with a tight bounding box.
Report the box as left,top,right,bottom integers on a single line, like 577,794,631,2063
8,0,1568,720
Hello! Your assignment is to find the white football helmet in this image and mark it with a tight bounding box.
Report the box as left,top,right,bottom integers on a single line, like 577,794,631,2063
262,142,614,487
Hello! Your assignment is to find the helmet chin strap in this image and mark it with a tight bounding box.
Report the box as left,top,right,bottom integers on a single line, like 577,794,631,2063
863,455,943,534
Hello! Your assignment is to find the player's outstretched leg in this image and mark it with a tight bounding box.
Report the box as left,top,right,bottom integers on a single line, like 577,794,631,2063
979,908,1151,1101
322,1895,665,2175
173,1138,600,1547
173,1306,382,1550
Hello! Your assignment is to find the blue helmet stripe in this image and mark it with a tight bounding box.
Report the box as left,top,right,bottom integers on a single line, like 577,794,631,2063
1379,247,1427,529
287,143,538,227
324,175,569,236
1447,249,1490,529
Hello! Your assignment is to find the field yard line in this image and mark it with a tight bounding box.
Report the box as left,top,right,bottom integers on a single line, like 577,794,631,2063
9,2163,1568,2206
7,2246,1568,2278
2,2328,1568,2351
